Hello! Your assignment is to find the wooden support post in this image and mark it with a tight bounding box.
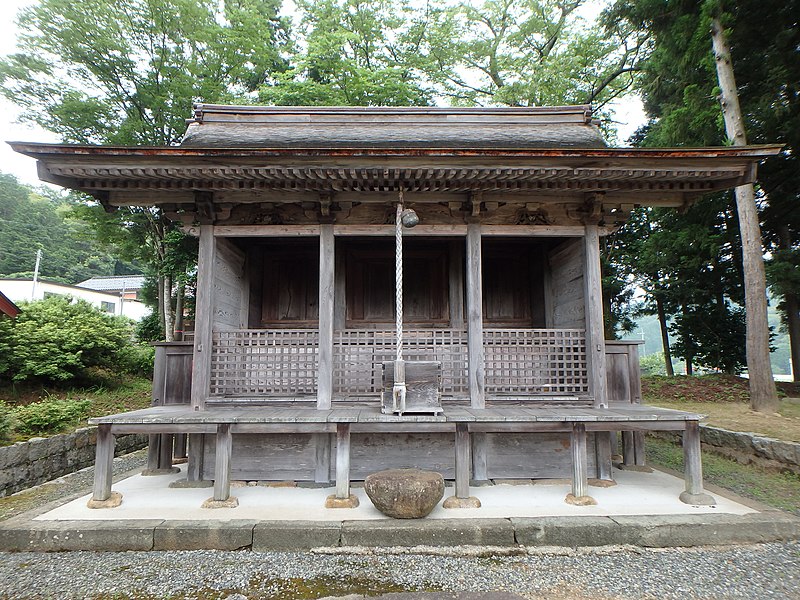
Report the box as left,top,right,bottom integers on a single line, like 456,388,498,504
622,431,636,466
443,423,481,508
146,434,160,472
317,224,335,409
158,434,173,469
455,423,471,499
212,424,233,503
87,424,121,508
566,423,596,506
335,423,351,499
191,225,216,411
174,433,187,460
466,224,485,408
325,423,359,508
187,433,204,482
680,421,716,505
472,433,488,482
583,223,607,408
314,433,332,483
595,431,614,482
633,432,646,466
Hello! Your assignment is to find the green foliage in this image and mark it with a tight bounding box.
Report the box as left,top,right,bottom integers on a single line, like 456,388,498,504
117,344,155,378
135,311,163,343
0,402,12,443
11,397,92,436
640,352,668,376
0,173,123,282
0,296,133,383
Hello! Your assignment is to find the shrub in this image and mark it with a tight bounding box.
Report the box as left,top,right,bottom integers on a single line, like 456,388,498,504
0,401,13,443
0,296,133,383
118,343,155,377
12,397,92,435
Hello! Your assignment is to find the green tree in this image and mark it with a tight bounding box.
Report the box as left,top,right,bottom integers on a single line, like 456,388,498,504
0,0,290,339
261,0,432,106
608,0,794,406
0,173,122,283
423,0,646,117
0,296,132,383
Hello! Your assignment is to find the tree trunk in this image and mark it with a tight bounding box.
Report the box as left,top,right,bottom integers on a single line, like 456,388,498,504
163,274,174,343
156,274,166,341
656,295,674,376
778,226,800,382
174,281,186,341
711,17,778,412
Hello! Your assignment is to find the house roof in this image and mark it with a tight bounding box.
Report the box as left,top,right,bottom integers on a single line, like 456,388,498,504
77,275,146,292
181,104,608,149
0,290,19,318
7,104,784,208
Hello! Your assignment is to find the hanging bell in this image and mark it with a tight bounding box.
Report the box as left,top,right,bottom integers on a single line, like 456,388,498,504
400,207,419,228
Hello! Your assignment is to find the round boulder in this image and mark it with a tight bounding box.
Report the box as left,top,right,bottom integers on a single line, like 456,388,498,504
364,469,445,519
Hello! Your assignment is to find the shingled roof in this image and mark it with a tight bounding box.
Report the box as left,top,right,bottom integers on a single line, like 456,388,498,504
180,104,608,149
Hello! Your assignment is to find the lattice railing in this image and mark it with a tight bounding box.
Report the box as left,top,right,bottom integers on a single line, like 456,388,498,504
484,329,588,395
333,329,468,395
210,328,587,398
211,330,319,396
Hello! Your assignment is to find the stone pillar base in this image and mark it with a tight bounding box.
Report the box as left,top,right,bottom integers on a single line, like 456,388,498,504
679,491,716,506
87,491,123,509
616,464,654,473
442,496,482,509
169,478,213,489
325,494,360,508
201,496,239,509
141,467,181,476
565,493,597,506
588,478,617,488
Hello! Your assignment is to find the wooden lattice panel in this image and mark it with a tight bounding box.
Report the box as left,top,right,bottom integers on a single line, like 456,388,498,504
211,330,319,396
333,329,468,397
210,328,587,398
484,329,588,395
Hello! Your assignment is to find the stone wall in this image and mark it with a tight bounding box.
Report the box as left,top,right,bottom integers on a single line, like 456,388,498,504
0,428,147,497
654,425,800,475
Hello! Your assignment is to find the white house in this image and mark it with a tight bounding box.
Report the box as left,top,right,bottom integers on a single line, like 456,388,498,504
0,278,150,321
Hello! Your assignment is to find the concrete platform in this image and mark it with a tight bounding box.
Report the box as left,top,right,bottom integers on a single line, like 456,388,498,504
1,465,798,552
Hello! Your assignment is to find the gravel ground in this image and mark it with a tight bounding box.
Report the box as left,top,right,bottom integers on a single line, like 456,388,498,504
0,542,798,599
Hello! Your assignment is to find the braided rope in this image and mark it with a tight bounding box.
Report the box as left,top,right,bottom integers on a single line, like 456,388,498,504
395,192,404,363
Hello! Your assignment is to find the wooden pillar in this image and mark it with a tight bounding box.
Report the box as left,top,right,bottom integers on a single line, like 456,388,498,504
466,224,485,408
187,433,205,482
567,423,596,505
680,421,716,505
335,423,351,499
583,223,607,408
595,431,614,481
466,225,488,481
91,424,115,502
318,224,335,408
191,225,216,411
146,434,160,472
455,423,471,499
212,423,232,502
316,225,335,482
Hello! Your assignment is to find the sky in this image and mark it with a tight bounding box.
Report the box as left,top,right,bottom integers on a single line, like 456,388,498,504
0,0,647,188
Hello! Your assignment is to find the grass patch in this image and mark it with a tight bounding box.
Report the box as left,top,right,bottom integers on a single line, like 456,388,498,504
643,375,800,442
647,436,800,515
0,371,151,444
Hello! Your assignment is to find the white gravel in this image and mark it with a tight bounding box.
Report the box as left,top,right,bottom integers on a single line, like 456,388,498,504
0,542,798,599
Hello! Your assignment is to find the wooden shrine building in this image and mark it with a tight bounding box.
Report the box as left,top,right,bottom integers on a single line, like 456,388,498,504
11,105,781,509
